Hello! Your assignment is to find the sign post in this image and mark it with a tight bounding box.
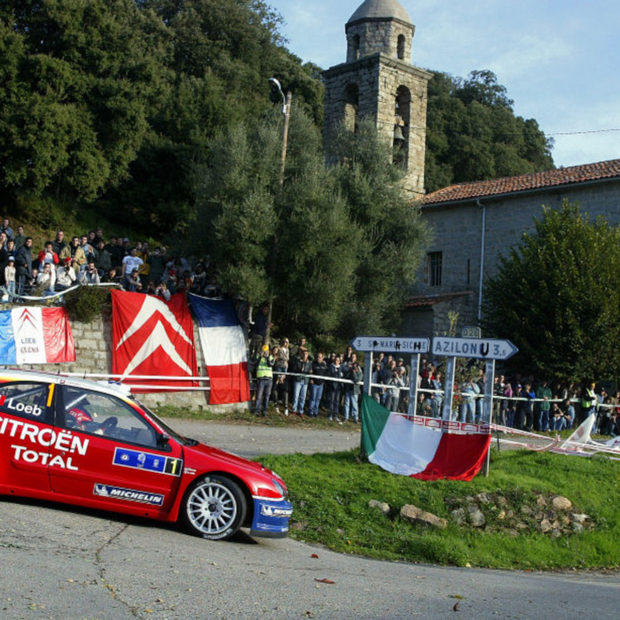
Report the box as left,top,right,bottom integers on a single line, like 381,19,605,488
431,336,518,476
351,336,430,416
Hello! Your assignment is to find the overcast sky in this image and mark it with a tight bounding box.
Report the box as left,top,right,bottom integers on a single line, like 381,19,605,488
266,0,620,168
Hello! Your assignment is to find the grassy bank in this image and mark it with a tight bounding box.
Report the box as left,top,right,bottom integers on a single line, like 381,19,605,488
259,448,619,570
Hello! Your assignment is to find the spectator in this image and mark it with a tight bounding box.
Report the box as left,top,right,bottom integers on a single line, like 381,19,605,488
105,236,123,269
308,352,328,417
249,304,270,359
4,256,16,298
79,260,101,285
102,267,120,285
273,338,290,415
122,268,140,292
121,247,144,278
537,379,552,431
385,366,402,412
37,241,60,271
147,246,167,285
343,360,362,423
254,344,274,417
13,226,26,251
80,235,96,263
94,240,112,276
328,354,343,422
1,217,14,240
15,236,33,294
290,349,312,417
36,262,56,294
56,257,77,290
51,229,66,256
60,236,86,274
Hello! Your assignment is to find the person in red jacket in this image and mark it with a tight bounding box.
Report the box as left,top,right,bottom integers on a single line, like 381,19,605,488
38,240,60,271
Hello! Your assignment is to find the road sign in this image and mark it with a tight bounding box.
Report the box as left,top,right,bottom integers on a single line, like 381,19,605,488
432,337,518,360
351,336,430,353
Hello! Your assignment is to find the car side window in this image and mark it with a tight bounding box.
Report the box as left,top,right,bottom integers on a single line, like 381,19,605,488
61,385,158,448
0,382,51,423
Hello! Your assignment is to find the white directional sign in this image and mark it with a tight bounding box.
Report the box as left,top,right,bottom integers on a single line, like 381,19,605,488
351,336,430,354
432,337,518,360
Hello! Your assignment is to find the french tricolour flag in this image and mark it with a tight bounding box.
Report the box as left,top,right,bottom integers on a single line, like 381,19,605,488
0,307,75,365
188,294,250,405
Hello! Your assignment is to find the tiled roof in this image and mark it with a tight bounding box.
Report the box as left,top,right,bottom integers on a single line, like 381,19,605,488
422,158,620,206
405,291,473,308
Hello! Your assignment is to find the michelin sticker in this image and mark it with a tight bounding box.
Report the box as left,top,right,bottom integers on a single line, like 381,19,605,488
113,447,182,476
94,484,164,507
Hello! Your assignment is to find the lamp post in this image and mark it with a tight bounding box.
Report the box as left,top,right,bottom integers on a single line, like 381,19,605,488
264,78,292,344
269,77,292,187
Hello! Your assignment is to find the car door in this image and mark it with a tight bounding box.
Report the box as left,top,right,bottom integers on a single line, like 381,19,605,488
48,384,183,513
0,380,54,493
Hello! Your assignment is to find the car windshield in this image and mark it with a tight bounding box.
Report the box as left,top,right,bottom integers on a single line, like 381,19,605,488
133,398,198,446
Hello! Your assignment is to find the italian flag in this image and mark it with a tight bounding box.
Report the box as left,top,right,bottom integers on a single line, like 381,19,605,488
361,395,491,480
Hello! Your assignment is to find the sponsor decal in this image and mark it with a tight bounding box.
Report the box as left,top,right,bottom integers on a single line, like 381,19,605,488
424,418,441,429
183,467,197,476
0,414,89,470
260,504,293,518
113,447,182,476
413,416,424,426
1,397,44,417
93,483,164,507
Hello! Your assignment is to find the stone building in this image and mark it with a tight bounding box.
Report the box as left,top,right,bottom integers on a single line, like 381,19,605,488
403,160,620,336
322,0,431,196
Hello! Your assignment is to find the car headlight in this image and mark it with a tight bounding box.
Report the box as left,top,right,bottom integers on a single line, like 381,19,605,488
271,478,287,498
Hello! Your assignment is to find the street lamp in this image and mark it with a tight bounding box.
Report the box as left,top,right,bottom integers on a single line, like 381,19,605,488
268,77,292,188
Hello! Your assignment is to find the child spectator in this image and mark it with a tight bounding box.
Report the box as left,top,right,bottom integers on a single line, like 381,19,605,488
4,256,16,297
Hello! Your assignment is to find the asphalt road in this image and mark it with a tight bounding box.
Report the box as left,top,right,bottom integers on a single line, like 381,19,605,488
1,421,618,619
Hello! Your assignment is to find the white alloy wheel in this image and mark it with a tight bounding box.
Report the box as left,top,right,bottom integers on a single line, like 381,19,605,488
182,475,246,540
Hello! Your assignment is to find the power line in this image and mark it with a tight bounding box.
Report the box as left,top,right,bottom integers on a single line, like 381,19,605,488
547,128,620,136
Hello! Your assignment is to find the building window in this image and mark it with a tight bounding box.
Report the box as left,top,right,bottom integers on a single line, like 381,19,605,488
393,86,410,169
397,34,405,60
427,252,442,287
344,83,359,133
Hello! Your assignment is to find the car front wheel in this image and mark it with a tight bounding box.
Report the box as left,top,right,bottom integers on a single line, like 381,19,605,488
181,475,247,541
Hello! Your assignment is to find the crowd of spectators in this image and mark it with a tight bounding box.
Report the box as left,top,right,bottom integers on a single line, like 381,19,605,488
0,219,219,301
249,325,620,436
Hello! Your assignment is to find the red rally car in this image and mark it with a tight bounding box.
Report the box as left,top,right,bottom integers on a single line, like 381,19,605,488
0,370,292,540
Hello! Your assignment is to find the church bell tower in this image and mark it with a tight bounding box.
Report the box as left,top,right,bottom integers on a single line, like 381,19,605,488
323,0,431,196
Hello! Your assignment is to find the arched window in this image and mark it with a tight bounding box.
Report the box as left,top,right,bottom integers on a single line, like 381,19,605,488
393,86,411,168
353,34,360,60
397,34,406,60
344,83,359,133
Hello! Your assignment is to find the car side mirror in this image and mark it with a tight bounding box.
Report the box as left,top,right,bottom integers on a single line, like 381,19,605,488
157,433,170,448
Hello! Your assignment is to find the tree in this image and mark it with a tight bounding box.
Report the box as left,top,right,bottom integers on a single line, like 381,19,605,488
425,70,555,193
0,0,168,201
483,202,620,383
105,0,324,235
325,119,430,335
190,108,359,335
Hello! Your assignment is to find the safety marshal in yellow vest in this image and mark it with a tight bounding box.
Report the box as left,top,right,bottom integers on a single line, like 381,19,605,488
254,345,274,416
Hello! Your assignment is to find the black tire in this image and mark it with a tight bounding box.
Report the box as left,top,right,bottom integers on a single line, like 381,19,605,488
180,475,247,541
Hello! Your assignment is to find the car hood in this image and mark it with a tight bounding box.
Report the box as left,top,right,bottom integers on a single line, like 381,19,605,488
183,441,271,476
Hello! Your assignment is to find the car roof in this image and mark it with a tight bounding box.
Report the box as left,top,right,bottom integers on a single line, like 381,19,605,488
0,368,133,399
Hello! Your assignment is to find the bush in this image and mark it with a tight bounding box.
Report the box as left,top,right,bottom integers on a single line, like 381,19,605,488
64,286,111,323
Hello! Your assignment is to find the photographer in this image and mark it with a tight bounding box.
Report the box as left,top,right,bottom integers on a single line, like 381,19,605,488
79,259,101,285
